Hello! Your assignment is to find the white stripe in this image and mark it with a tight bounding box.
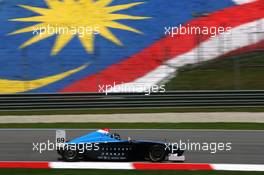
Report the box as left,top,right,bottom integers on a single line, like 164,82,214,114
232,0,257,5
212,164,264,171
108,18,264,92
49,162,134,170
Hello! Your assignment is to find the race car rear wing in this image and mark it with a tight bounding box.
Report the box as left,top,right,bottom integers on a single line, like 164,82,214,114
56,130,66,145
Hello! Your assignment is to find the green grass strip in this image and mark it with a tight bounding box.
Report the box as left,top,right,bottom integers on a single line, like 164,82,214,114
0,123,263,130
166,51,264,90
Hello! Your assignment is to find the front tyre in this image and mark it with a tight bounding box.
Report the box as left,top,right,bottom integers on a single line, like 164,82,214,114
62,148,79,162
149,145,166,162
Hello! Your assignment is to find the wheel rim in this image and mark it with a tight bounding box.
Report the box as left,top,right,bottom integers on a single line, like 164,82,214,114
150,147,164,161
153,149,162,158
65,150,77,160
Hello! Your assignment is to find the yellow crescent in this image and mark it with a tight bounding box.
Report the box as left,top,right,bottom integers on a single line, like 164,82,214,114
0,63,89,93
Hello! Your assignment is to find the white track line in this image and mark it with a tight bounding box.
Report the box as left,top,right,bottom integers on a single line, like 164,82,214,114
50,162,133,170
49,162,264,171
212,164,264,171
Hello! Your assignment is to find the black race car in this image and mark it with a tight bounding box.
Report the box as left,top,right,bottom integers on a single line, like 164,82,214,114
57,129,185,162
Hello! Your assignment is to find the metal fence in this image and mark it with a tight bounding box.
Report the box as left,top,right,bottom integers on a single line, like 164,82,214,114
1,90,264,111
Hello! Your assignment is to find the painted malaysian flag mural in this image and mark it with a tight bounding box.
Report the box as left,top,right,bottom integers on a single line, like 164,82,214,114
0,0,263,93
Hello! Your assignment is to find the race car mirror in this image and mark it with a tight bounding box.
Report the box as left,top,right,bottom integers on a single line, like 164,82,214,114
56,130,66,145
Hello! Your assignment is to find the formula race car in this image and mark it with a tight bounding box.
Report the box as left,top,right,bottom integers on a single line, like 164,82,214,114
56,129,185,162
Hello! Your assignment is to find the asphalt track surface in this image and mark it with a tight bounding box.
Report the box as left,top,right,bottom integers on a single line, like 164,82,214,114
0,129,263,164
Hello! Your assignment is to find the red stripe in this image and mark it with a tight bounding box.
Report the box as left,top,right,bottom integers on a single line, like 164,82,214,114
61,0,264,92
0,162,50,169
133,163,213,170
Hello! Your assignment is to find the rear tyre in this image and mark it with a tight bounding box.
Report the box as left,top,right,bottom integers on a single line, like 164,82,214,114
62,148,79,162
149,145,166,162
